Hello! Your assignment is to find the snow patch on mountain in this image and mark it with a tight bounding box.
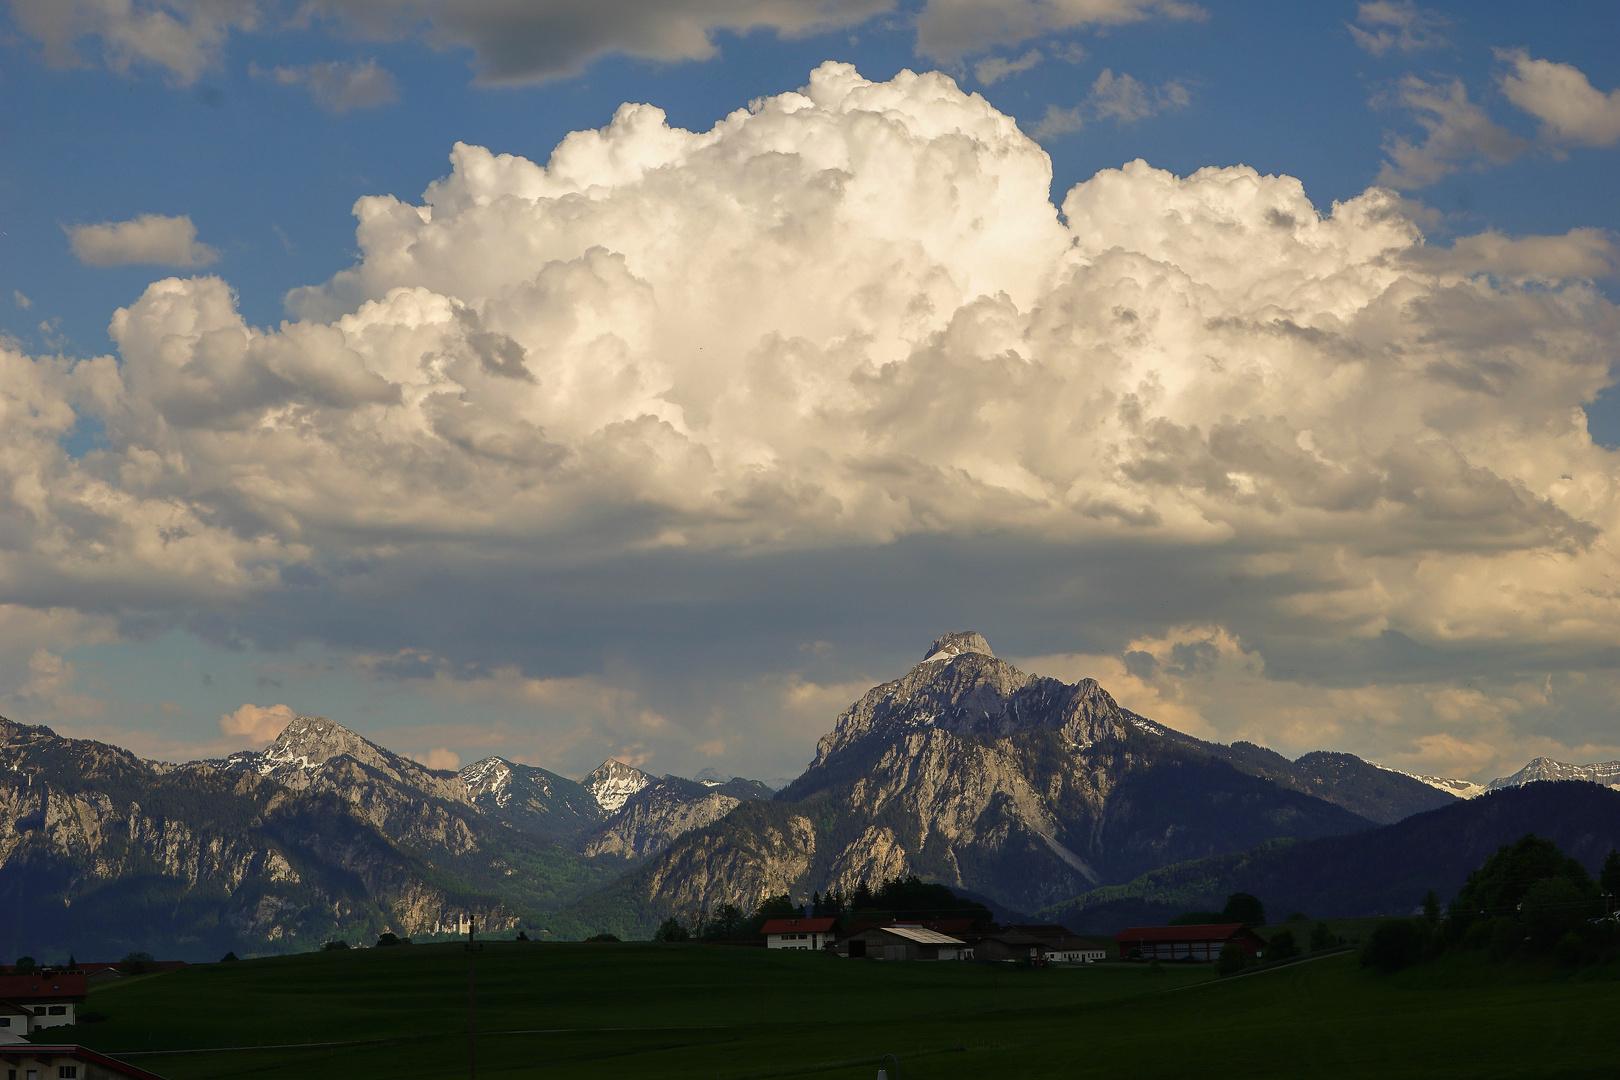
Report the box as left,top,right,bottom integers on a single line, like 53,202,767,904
1372,763,1486,799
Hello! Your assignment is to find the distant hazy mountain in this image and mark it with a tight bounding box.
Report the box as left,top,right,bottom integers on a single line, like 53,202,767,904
1038,781,1620,932
1488,757,1620,792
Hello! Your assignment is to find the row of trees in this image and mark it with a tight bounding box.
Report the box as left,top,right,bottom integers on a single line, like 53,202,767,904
652,874,991,942
1363,835,1620,973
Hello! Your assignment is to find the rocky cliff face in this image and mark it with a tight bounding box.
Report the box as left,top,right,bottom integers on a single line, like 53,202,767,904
582,779,741,860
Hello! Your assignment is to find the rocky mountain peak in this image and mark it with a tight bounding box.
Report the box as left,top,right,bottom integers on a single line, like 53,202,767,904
1488,756,1620,792
460,757,515,805
585,759,653,812
924,631,995,662
260,715,383,773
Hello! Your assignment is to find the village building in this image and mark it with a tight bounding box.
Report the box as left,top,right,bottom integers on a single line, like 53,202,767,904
831,925,967,961
0,1044,169,1079
1112,923,1269,962
1004,925,1107,963
0,973,88,1032
760,917,839,951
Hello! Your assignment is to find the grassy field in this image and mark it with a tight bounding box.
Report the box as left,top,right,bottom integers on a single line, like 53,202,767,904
63,941,1620,1079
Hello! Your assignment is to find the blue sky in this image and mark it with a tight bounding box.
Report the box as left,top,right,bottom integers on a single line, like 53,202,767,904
1,0,1618,784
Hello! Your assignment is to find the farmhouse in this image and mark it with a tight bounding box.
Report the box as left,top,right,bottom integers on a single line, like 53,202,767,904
0,1044,170,1079
1112,923,1269,962
832,925,967,961
761,917,838,950
0,972,88,1031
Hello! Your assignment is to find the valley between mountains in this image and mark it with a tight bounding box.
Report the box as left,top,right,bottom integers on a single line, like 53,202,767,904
0,632,1611,959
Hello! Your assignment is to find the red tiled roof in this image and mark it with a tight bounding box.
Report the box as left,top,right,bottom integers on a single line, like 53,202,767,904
1112,924,1252,943
0,973,87,1000
760,918,838,934
3,1046,169,1080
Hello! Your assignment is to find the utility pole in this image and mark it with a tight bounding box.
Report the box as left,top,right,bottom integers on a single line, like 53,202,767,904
466,913,484,1080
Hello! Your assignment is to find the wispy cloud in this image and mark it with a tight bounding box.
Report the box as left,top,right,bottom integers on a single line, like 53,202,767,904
1347,1,1448,56
1032,68,1190,139
253,58,400,113
1375,76,1529,188
974,48,1042,86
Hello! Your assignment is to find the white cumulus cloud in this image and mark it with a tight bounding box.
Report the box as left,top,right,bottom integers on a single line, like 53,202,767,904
220,702,296,743
66,213,220,268
1498,50,1620,148
3,62,1619,780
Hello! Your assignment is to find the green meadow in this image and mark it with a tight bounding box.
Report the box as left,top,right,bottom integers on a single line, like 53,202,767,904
66,941,1619,1079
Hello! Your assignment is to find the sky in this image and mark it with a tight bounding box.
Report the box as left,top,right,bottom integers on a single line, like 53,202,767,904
1,0,1618,786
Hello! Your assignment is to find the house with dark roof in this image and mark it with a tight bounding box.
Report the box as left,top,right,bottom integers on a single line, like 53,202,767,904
760,917,839,951
0,972,88,1032
1112,923,1269,962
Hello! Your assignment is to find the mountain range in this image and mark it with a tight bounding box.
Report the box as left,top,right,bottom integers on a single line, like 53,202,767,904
0,630,1610,955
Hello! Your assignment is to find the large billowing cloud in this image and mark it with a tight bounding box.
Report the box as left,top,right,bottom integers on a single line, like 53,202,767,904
6,62,1620,779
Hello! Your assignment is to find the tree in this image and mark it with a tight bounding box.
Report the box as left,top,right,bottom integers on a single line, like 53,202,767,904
1421,890,1441,926
1223,893,1266,926
851,880,875,911
1308,921,1335,953
120,951,155,975
701,903,746,940
515,930,530,942
1216,944,1248,975
1521,877,1596,952
1452,834,1592,923
321,940,349,952
13,957,35,974
67,954,77,969
376,932,404,947
585,933,621,943
1268,929,1299,962
653,917,690,942
220,952,239,962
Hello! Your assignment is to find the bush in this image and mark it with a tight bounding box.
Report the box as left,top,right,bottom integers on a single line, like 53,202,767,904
1216,944,1249,976
13,956,35,975
220,952,239,962
77,1011,109,1024
1268,929,1300,962
1308,922,1335,953
376,933,408,947
1553,931,1588,966
1488,917,1522,961
1361,918,1430,974
585,933,621,943
653,918,690,942
321,940,349,952
515,931,529,942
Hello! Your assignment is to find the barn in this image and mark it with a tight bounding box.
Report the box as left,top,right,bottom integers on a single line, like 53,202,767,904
1112,923,1269,962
